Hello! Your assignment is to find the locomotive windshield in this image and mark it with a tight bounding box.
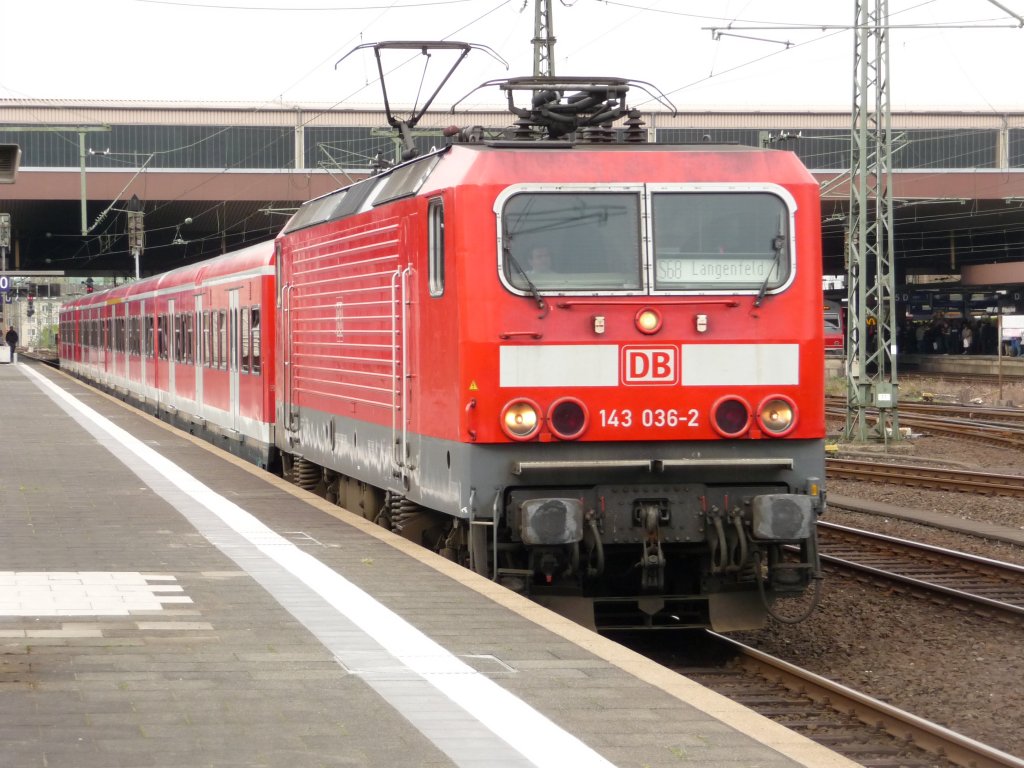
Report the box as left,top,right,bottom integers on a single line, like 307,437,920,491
651,191,789,291
499,188,791,295
502,192,643,291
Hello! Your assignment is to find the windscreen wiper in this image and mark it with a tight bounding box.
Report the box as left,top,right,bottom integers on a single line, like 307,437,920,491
753,234,786,308
505,247,547,314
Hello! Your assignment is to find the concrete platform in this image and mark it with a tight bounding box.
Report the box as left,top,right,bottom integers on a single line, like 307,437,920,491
870,352,1024,378
0,360,860,768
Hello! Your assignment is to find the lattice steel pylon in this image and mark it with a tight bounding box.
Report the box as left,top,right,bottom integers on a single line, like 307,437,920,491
844,0,901,443
532,0,556,77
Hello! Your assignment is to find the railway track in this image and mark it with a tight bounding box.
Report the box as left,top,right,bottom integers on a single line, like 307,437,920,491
625,521,1024,768
684,633,1024,768
625,625,1024,768
817,521,1024,619
826,401,1024,448
825,396,1024,426
826,457,1024,497
893,400,1024,426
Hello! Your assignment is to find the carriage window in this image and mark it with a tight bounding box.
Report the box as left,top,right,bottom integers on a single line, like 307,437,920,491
174,314,184,362
116,317,126,353
203,309,214,366
157,315,168,360
185,312,194,364
428,197,444,297
211,311,219,368
251,308,261,375
144,316,154,358
129,315,140,356
651,192,790,291
241,305,250,374
178,314,187,363
502,192,641,291
217,310,227,369
275,242,283,309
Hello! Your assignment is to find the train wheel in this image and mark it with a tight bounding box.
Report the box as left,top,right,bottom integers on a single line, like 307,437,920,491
441,521,477,567
469,522,490,577
324,470,340,505
336,475,353,510
357,482,385,524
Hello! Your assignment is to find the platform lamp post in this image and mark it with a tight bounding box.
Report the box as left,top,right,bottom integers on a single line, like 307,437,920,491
0,213,9,327
126,194,144,280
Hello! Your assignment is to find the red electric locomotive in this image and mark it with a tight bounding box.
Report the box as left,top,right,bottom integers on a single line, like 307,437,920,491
61,66,826,632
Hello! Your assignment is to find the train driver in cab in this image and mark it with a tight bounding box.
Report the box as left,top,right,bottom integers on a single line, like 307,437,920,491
528,246,555,275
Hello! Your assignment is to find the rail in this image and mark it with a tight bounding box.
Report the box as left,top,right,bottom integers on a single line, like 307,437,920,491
826,457,1024,497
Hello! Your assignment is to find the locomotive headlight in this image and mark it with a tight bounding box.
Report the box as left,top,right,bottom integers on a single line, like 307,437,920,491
501,399,542,440
757,396,797,436
711,396,752,438
548,397,588,440
635,307,662,334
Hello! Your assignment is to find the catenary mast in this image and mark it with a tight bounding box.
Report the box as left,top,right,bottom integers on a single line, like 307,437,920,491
532,0,556,76
844,0,900,443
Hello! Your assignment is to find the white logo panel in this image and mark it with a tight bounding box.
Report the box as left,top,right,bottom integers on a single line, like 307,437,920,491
500,345,618,387
681,344,800,386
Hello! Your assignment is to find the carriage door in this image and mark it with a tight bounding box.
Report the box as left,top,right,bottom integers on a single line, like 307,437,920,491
167,299,176,399
138,300,147,394
122,304,130,381
391,264,415,489
194,296,203,412
282,275,298,434
229,289,241,432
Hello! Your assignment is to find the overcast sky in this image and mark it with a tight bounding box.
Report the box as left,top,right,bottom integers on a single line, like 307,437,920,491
2,0,1023,112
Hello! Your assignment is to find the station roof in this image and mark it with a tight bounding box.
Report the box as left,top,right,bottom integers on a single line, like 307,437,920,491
1,101,1022,283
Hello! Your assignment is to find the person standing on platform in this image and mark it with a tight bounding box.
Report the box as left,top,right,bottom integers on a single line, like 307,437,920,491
5,325,18,363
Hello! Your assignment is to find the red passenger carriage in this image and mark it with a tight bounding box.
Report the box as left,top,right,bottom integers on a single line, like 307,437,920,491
60,240,276,466
824,297,845,355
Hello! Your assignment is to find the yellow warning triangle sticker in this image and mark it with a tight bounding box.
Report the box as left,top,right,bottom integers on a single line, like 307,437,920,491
469,381,479,391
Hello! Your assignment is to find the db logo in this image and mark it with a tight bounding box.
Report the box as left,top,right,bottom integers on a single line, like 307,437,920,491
622,346,678,385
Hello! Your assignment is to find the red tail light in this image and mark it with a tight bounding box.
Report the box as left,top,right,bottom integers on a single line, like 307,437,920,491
548,397,588,440
711,396,751,438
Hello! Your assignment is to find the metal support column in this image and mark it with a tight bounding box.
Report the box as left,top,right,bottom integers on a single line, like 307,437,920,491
532,0,556,77
844,0,900,444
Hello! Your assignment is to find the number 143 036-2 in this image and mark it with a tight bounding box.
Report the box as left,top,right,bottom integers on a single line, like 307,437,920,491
598,408,700,429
